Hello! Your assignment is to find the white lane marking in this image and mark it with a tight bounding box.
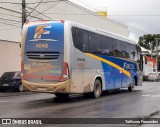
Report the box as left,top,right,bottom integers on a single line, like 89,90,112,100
142,95,150,97
0,101,7,103
142,94,160,97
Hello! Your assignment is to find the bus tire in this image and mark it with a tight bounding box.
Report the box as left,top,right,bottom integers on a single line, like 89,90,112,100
128,79,135,92
55,93,69,98
92,79,102,98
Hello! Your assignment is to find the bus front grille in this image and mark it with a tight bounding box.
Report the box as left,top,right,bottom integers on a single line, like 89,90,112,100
26,52,60,60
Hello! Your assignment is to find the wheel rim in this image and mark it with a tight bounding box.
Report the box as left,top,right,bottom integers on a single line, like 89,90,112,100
132,80,135,90
19,84,23,92
94,81,101,97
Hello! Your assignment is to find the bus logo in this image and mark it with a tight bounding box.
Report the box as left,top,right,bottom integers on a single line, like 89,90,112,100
34,25,51,39
29,25,58,42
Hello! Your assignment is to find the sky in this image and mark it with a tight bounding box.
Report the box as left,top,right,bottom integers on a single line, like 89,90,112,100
70,0,160,42
0,0,160,42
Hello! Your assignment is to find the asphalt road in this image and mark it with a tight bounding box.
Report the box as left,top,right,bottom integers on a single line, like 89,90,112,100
0,82,160,127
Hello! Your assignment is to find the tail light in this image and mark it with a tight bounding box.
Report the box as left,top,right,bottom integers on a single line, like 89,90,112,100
59,62,69,82
60,20,65,23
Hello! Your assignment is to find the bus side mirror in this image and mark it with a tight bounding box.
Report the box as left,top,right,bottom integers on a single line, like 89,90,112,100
19,43,21,48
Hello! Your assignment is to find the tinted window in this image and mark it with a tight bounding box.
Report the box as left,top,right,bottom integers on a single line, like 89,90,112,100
113,39,123,57
102,36,109,55
1,72,15,78
130,44,138,60
88,32,101,54
72,27,89,52
121,42,130,59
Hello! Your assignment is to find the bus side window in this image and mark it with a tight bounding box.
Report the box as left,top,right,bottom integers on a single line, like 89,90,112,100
121,42,130,59
113,39,123,58
102,36,109,55
88,32,101,54
130,44,138,61
71,27,89,52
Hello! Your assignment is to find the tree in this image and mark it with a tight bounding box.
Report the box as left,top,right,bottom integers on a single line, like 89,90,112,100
138,34,160,50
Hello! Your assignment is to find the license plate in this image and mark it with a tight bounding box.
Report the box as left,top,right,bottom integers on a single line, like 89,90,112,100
37,88,47,91
3,84,9,86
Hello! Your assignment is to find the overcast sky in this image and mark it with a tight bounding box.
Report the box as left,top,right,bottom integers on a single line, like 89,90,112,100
70,0,160,41
0,0,159,42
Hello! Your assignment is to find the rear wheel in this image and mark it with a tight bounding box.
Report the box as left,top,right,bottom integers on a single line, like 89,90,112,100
128,79,135,92
17,84,24,92
55,93,69,98
92,79,102,98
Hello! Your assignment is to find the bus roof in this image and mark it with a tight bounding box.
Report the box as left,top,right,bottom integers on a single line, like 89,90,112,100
23,20,136,45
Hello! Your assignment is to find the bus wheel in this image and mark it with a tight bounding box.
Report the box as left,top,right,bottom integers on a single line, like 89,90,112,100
92,79,102,98
55,93,69,98
128,79,135,92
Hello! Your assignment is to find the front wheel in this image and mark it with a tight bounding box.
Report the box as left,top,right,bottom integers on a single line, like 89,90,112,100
92,79,102,98
17,84,24,92
128,79,135,92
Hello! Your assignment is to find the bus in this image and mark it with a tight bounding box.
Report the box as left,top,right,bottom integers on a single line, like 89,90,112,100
21,20,143,98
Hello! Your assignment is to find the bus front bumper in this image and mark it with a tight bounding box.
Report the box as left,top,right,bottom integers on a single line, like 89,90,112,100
22,79,71,93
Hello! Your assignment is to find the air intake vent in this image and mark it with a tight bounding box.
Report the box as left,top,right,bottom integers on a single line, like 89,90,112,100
26,52,60,60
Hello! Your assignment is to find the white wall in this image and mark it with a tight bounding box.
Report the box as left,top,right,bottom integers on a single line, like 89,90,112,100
0,40,20,75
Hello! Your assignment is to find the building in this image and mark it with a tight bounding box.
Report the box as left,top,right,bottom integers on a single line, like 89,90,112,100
0,0,129,75
0,40,20,75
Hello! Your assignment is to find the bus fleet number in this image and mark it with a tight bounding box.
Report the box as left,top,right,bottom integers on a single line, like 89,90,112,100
36,44,48,48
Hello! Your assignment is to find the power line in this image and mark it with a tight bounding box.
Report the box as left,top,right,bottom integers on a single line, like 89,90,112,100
0,21,21,28
44,12,92,15
40,0,65,14
26,0,43,18
0,27,20,32
109,17,148,34
26,5,52,20
0,0,64,4
64,1,148,35
27,0,63,4
0,2,21,4
0,17,21,23
0,6,21,14
0,6,43,20
0,12,21,18
44,12,160,17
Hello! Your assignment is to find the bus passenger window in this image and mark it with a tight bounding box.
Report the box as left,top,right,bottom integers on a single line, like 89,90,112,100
102,36,109,55
89,32,101,54
72,27,89,52
102,36,113,56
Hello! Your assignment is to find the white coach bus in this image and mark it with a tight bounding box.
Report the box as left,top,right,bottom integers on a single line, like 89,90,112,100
21,20,143,98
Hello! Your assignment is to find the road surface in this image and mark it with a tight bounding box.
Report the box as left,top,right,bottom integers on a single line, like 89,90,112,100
0,82,160,127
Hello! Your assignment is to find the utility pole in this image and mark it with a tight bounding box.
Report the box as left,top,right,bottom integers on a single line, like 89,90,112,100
155,38,160,72
22,0,26,28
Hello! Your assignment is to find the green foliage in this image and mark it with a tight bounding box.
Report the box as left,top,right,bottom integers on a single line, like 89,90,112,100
138,34,160,50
